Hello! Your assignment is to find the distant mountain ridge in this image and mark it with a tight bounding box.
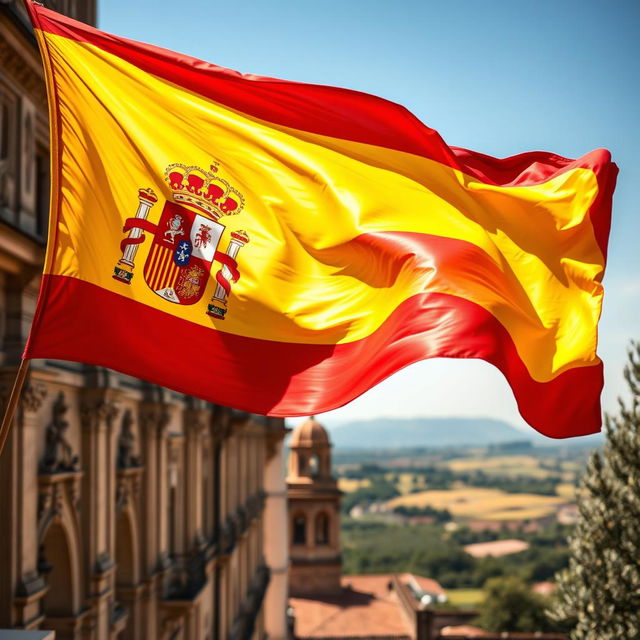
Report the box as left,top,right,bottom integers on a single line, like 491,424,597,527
326,416,583,449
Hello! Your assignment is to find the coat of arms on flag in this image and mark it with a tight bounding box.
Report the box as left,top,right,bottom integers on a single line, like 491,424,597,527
112,162,249,319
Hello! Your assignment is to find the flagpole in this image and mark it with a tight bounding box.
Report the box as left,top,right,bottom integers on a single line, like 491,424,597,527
0,359,30,457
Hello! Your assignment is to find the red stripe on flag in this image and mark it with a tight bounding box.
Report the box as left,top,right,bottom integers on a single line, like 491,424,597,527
26,5,617,258
24,274,603,439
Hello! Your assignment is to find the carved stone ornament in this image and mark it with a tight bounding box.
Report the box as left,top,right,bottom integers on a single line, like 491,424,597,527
139,403,171,435
40,392,79,473
116,478,130,513
98,399,120,424
185,396,208,412
37,492,51,523
185,408,210,435
117,408,140,469
0,41,47,106
219,516,237,556
37,470,83,540
132,474,141,497
52,483,64,516
82,397,119,426
94,551,114,575
21,380,48,413
168,442,181,466
0,377,47,414
236,505,248,536
212,410,233,445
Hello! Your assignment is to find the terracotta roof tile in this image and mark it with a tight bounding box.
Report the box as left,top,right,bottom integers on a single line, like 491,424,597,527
439,625,493,637
400,573,446,596
289,574,413,639
532,581,557,596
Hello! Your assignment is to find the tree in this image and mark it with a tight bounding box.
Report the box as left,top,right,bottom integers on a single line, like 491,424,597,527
476,576,552,632
550,342,640,638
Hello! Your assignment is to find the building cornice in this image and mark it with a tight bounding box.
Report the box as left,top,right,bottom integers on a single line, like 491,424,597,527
0,9,46,107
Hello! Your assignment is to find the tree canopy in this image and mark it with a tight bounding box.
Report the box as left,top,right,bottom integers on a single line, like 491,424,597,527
550,342,640,638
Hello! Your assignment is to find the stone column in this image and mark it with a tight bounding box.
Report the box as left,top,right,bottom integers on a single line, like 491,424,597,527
159,423,173,562
248,523,256,583
0,376,48,628
167,436,184,556
237,428,247,606
217,561,229,639
211,409,231,640
184,399,208,549
218,439,228,528
229,434,239,517
80,390,120,640
139,401,170,640
262,431,289,640
240,430,248,507
212,409,233,527
114,466,144,640
203,434,214,541
230,548,240,623
238,536,246,614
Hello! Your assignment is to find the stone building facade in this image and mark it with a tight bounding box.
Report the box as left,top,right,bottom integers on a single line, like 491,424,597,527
286,417,342,597
0,2,289,639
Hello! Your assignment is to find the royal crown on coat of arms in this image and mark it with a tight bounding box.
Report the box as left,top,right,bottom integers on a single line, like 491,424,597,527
112,162,249,320
164,162,244,220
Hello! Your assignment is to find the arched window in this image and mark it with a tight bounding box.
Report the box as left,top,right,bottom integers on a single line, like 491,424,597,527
293,514,306,545
41,522,74,617
298,454,306,476
315,513,330,545
309,454,319,477
115,511,135,586
114,509,138,638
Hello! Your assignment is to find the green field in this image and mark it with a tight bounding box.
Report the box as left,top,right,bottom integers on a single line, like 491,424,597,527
447,455,552,479
393,471,429,494
446,588,485,609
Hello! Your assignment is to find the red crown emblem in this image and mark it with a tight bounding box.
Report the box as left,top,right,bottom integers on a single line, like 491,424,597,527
164,162,244,220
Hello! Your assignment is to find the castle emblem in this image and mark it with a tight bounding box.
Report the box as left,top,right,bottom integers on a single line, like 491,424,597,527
112,162,249,319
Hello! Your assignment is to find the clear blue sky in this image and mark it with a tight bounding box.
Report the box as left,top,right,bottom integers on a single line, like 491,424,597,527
101,0,640,435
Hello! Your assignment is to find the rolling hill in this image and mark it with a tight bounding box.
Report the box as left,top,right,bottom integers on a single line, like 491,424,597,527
326,416,598,449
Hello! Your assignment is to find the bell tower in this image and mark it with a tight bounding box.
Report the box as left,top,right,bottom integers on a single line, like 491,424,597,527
287,417,342,596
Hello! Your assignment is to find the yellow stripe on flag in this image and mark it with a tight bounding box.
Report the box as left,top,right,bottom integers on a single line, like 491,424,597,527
40,32,604,383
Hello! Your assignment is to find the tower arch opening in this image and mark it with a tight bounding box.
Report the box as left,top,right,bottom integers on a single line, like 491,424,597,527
292,513,307,545
315,512,330,546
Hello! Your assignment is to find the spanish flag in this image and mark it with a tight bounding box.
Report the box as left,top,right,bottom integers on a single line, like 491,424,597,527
25,3,617,438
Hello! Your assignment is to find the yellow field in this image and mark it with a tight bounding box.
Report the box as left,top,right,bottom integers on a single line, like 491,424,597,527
389,487,499,509
560,460,581,472
338,478,371,493
387,486,566,521
556,483,577,499
446,455,554,479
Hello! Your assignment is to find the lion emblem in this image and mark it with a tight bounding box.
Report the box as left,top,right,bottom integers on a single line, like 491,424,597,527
164,214,184,244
